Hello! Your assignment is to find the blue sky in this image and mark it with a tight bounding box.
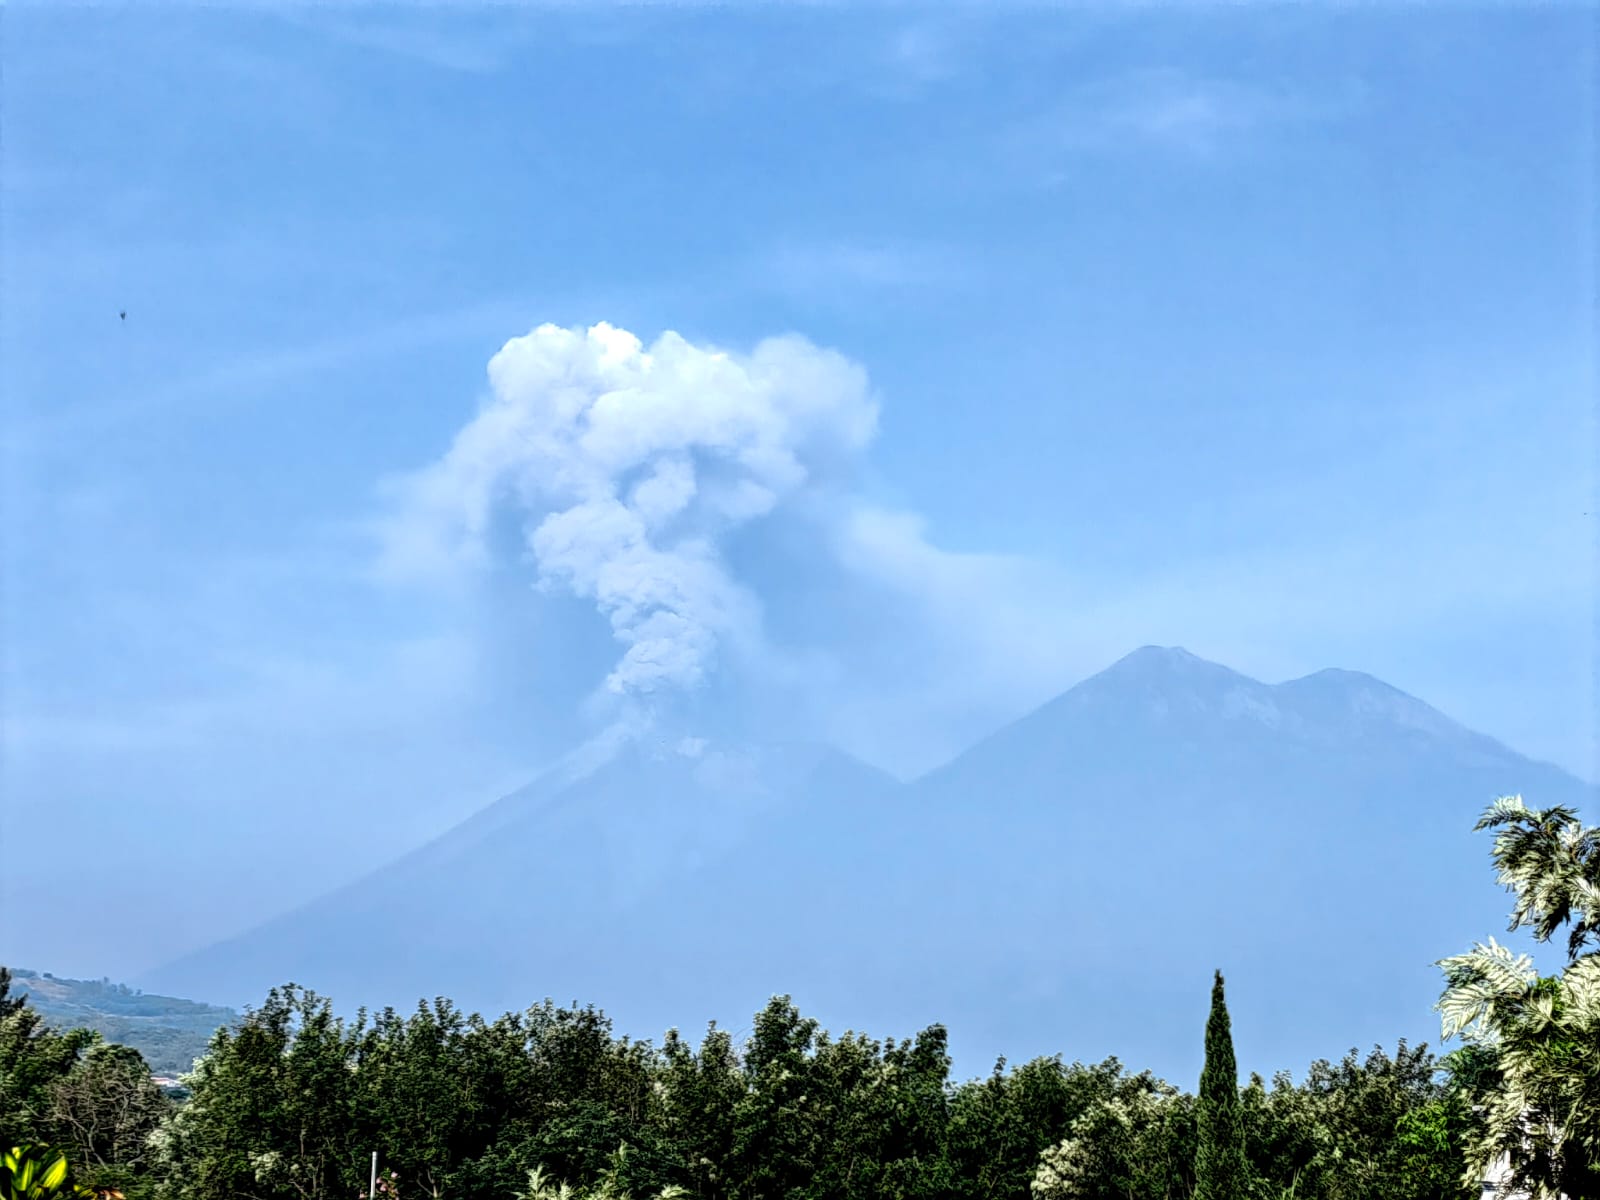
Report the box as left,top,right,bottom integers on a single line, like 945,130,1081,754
1,5,1595,979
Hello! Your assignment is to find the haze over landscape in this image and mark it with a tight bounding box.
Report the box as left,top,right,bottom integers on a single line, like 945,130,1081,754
2,0,1596,1119
137,643,1595,1086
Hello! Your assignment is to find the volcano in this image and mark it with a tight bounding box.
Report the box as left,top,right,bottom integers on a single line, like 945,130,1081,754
142,647,1595,1084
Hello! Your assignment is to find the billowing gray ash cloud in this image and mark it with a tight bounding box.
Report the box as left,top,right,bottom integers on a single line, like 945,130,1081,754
380,321,880,727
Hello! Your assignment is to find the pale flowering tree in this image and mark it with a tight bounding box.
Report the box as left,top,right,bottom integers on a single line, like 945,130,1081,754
514,1157,689,1200
1031,1077,1188,1200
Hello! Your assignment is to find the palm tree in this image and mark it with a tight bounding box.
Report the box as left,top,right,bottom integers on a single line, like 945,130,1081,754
1434,795,1600,1199
1475,796,1600,959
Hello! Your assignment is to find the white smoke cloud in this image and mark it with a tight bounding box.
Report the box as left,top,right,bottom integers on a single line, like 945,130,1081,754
382,321,878,703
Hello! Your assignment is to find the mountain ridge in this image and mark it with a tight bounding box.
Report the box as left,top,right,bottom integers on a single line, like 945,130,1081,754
138,645,1596,1085
944,644,1526,771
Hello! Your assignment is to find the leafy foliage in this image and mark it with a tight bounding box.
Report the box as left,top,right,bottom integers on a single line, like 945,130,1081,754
47,1044,170,1174
1030,1070,1193,1200
1434,795,1600,1198
0,973,101,1152
1,1145,99,1200
1,973,1480,1200
155,985,359,1200
946,1054,1112,1200
1239,1042,1476,1200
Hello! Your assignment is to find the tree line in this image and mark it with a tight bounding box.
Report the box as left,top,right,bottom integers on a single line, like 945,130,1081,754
3,794,1595,1200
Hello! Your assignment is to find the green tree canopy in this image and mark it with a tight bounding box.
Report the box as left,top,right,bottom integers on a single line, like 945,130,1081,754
0,974,100,1151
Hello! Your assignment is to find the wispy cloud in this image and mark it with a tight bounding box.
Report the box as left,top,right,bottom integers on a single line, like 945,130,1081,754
269,10,540,74
804,485,1596,779
755,238,969,303
9,298,533,450
1008,66,1366,169
884,22,962,88
863,16,996,99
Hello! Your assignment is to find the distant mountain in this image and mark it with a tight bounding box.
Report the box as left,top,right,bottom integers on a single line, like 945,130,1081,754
145,738,903,1034
140,647,1596,1086
7,967,236,1075
883,646,1592,1080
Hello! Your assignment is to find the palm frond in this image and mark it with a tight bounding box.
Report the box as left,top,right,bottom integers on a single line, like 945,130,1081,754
1473,798,1600,957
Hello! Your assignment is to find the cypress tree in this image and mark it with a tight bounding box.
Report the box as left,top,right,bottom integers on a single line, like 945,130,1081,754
1195,969,1249,1200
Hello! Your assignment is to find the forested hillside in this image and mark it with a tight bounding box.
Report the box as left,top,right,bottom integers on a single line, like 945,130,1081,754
6,969,236,1075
